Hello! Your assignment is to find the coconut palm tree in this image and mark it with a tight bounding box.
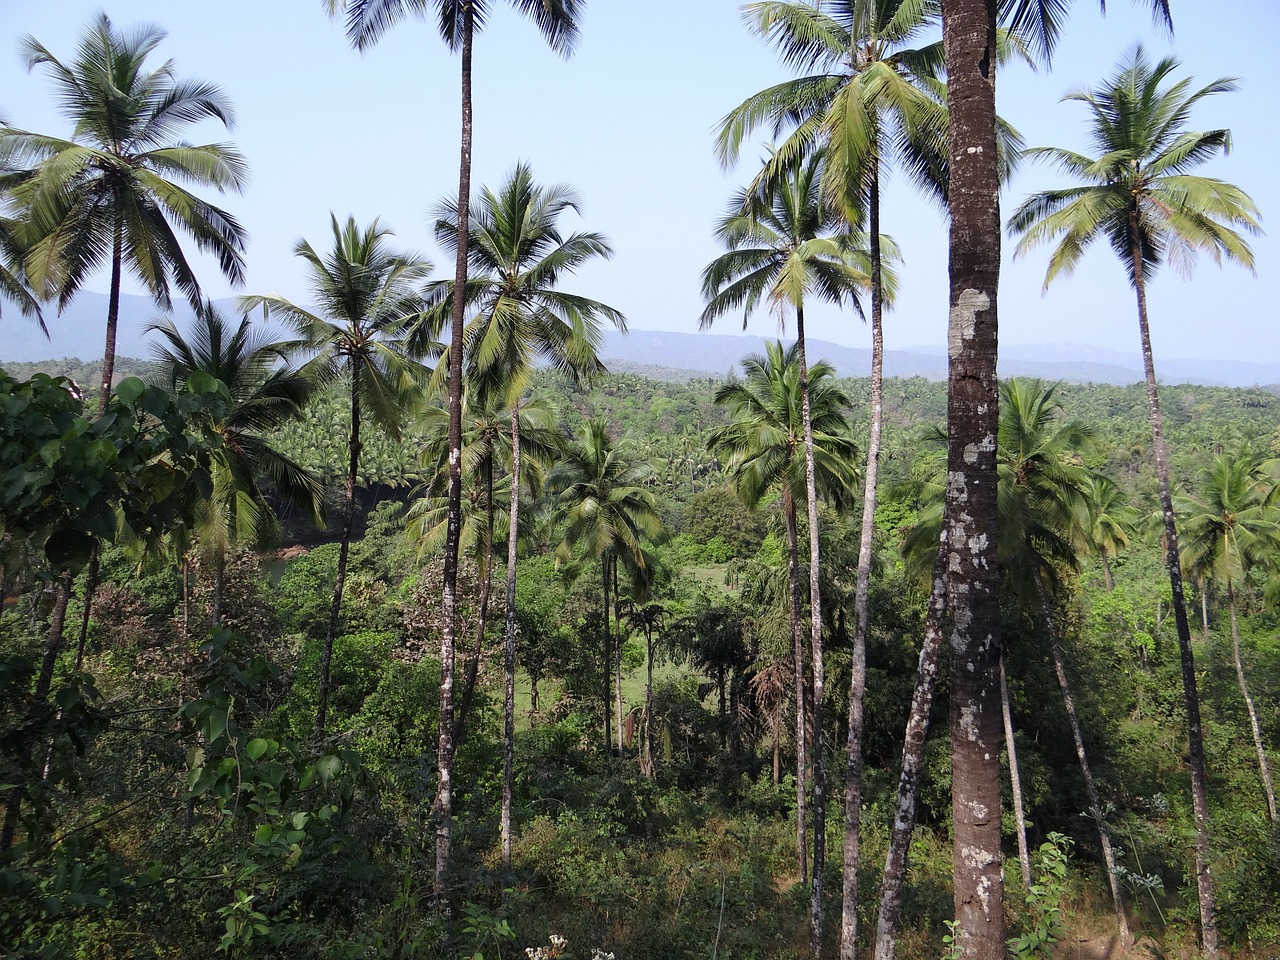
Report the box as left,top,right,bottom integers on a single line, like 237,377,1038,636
551,419,661,756
708,339,857,887
0,13,247,414
1082,474,1134,591
0,214,44,333
713,7,946,946
431,161,622,864
241,214,433,737
701,153,873,940
1179,450,1279,823
1009,48,1260,952
147,304,325,625
326,0,585,894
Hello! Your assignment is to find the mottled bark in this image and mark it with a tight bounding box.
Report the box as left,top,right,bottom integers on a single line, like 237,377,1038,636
96,224,124,416
1131,226,1218,955
941,1,1006,957
874,541,947,960
841,158,885,960
434,0,476,900
795,307,827,957
455,458,496,744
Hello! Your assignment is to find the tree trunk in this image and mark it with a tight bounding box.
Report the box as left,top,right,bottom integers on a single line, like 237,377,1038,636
795,306,827,957
841,155,885,960
1102,554,1114,592
1038,583,1130,944
1228,581,1277,822
211,553,226,629
941,1,1005,957
785,486,809,887
642,626,655,778
97,224,124,416
317,367,362,736
73,549,101,672
601,555,613,755
455,459,496,745
435,1,476,901
1131,229,1218,955
501,400,522,870
874,540,948,960
1201,579,1209,640
614,561,624,756
1000,658,1031,888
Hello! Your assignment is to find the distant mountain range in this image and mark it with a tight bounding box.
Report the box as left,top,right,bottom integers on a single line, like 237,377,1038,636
4,290,1277,388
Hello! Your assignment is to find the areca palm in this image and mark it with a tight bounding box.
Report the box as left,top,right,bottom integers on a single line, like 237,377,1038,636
552,419,661,757
1009,47,1260,950
326,0,584,893
702,152,872,942
148,304,325,625
242,214,433,736
0,13,247,414
709,340,857,888
1179,450,1279,822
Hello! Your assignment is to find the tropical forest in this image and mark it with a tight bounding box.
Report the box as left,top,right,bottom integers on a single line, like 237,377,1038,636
0,2,1276,960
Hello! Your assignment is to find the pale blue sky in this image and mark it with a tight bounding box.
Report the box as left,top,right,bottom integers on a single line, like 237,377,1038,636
2,1,1276,365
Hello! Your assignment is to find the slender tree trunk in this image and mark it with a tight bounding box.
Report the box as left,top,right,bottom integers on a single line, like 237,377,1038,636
643,627,655,778
1102,554,1114,592
455,462,496,745
795,306,828,957
435,2,475,901
785,487,809,886
97,225,124,416
1131,234,1218,955
2,572,73,851
211,553,227,629
501,402,522,870
614,562,624,756
601,555,613,755
317,370,362,736
1038,583,1130,944
1201,580,1210,640
941,2,1005,957
874,540,948,960
1228,581,1277,822
841,156,885,960
1000,658,1031,888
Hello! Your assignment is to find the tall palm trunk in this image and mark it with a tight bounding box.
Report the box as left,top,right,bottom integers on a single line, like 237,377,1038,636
601,555,613,754
97,224,124,415
73,551,101,671
841,155,885,960
1227,581,1277,822
874,540,948,960
455,459,496,744
613,561,624,755
1000,658,1031,888
317,367,362,735
784,486,809,886
642,622,655,778
211,554,227,628
795,306,827,957
501,400,522,869
941,2,1005,957
1037,581,1130,944
1131,228,1218,955
435,0,475,900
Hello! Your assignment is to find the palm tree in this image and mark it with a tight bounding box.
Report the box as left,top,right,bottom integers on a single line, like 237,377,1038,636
622,600,667,778
1082,474,1134,591
148,304,325,625
326,0,585,895
713,7,958,947
241,214,432,737
552,419,661,756
708,340,857,887
1179,450,1278,822
431,161,622,864
1009,48,1260,952
0,214,44,333
0,13,247,415
701,153,871,944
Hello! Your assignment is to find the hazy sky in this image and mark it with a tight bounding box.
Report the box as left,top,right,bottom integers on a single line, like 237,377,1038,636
2,1,1276,366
